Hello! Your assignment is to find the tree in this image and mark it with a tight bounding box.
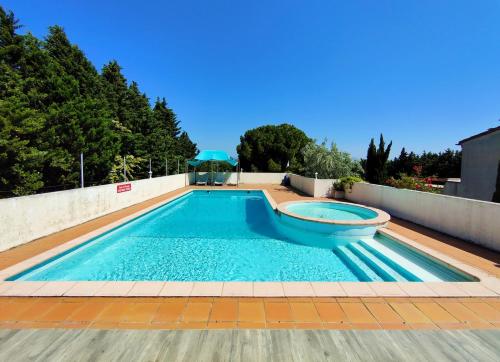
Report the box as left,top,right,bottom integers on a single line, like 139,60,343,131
236,124,311,172
302,140,363,179
123,82,150,157
0,5,197,196
0,64,46,195
177,131,198,160
101,63,149,161
101,61,128,118
0,10,46,195
144,98,179,176
433,149,461,178
387,148,461,179
0,7,22,67
365,134,392,184
41,26,119,187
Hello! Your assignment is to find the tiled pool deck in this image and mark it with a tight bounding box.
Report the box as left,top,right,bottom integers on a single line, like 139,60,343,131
0,185,499,330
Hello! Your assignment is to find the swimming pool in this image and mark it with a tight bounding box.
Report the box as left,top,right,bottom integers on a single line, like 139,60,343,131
8,190,473,282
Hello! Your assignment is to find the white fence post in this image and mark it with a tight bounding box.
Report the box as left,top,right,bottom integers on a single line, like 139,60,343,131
80,153,84,188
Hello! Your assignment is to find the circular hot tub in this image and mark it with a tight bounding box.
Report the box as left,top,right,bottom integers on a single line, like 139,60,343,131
275,200,390,248
285,202,379,221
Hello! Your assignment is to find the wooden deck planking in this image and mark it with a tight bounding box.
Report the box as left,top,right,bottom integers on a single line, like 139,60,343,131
0,329,498,361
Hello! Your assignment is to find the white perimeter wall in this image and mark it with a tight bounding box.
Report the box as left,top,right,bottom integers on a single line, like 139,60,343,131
314,178,337,198
346,182,500,252
189,172,285,185
289,174,315,196
0,174,187,252
289,174,336,197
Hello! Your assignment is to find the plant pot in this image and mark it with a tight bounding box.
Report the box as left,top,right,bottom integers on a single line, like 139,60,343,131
333,190,345,199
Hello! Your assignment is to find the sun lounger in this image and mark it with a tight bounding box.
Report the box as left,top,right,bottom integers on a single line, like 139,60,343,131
213,174,225,186
195,174,208,186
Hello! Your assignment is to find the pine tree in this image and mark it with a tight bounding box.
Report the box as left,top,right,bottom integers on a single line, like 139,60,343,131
236,124,311,172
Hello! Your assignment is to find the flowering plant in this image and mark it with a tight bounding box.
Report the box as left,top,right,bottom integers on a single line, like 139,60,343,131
385,174,440,193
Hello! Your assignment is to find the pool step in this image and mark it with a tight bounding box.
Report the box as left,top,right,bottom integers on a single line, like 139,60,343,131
346,243,408,282
360,239,441,282
372,236,469,282
335,246,384,282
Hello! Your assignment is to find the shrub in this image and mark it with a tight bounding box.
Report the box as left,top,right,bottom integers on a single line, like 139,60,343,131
385,174,440,193
334,176,364,192
302,140,363,179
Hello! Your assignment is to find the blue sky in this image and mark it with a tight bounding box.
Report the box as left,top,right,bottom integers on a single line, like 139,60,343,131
4,0,500,158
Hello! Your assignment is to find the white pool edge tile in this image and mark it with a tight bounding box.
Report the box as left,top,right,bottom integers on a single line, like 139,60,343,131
222,282,254,297
159,282,194,296
190,282,224,296
253,282,285,297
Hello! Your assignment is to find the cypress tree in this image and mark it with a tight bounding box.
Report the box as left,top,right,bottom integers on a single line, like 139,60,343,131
123,81,150,159
42,26,118,187
153,98,180,139
365,138,377,183
0,64,46,195
147,98,175,175
101,61,128,119
0,9,46,195
101,61,152,156
0,5,197,195
365,134,392,184
177,131,198,159
0,7,22,67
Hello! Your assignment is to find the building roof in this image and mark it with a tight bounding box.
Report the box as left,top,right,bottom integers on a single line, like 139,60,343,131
458,125,500,145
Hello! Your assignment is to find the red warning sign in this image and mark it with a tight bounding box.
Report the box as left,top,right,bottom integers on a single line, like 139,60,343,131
117,183,132,193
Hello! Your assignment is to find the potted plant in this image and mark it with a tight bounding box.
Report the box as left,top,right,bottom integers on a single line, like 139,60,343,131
332,180,345,199
333,176,363,199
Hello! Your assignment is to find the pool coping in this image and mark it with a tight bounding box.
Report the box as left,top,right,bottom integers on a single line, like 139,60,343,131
0,188,499,298
276,200,391,226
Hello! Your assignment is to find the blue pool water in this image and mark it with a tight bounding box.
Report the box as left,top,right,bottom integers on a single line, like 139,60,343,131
286,202,377,220
10,191,473,282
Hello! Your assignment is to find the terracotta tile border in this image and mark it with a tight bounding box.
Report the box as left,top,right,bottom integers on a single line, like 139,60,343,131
0,296,499,330
0,188,499,298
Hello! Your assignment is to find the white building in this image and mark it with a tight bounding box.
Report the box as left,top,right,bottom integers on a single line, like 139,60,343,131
444,126,500,202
